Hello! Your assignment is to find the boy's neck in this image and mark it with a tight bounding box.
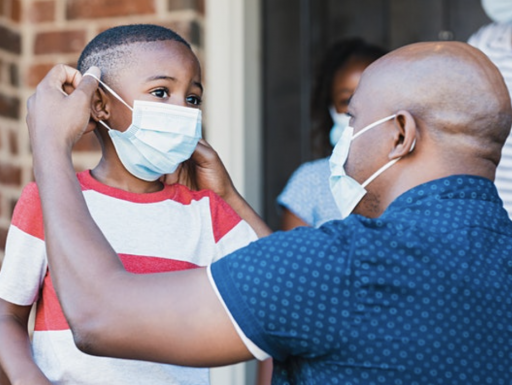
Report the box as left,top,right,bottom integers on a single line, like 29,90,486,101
91,158,165,194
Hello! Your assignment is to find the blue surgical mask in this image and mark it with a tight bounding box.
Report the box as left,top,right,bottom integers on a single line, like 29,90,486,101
482,0,512,23
329,106,351,146
85,73,202,182
329,114,402,219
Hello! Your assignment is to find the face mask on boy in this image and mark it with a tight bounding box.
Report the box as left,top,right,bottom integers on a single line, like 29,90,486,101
329,114,414,219
84,73,202,182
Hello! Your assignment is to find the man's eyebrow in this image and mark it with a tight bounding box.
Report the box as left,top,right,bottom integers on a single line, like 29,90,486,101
145,75,204,92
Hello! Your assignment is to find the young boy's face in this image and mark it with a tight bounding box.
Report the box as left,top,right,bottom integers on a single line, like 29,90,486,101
102,40,203,133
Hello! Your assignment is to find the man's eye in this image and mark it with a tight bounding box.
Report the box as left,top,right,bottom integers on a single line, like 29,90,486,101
151,89,169,98
186,96,202,106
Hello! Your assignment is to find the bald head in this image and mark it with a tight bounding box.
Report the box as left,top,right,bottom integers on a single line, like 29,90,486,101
356,41,512,165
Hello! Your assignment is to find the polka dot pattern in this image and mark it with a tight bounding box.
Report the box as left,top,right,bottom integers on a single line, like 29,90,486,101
211,175,512,384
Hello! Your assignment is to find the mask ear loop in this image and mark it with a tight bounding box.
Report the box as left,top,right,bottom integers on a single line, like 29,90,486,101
361,137,417,189
352,114,396,140
83,72,133,131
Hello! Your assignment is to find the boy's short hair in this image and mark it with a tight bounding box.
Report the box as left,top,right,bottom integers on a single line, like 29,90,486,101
77,24,191,85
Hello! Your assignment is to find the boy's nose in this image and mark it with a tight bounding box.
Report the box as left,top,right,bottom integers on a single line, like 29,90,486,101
168,95,187,108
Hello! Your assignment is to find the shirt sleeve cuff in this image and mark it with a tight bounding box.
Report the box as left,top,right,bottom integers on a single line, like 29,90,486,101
206,265,271,361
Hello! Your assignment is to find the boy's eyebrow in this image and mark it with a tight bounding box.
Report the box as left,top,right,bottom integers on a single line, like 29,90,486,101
145,75,204,93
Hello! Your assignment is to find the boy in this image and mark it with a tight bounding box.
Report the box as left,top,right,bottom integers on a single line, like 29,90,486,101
0,24,258,384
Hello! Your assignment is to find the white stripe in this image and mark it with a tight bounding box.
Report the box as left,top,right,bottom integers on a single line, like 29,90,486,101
206,265,271,361
84,191,242,266
32,330,209,384
0,225,47,306
213,220,257,262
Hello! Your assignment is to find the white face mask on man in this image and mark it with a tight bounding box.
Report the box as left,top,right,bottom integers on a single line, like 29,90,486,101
84,73,202,182
329,114,415,219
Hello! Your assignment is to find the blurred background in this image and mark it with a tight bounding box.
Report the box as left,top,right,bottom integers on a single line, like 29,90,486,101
0,0,492,383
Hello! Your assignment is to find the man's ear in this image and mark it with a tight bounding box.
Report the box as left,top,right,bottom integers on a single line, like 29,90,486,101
90,87,110,123
389,110,417,160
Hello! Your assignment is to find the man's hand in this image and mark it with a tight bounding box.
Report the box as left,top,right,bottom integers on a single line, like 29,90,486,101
26,64,100,155
165,139,272,238
165,139,238,201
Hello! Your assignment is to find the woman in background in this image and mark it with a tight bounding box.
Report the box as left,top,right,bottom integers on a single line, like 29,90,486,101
277,38,387,230
257,38,388,385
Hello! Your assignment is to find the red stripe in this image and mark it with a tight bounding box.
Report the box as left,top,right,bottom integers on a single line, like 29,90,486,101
11,183,44,240
208,192,242,243
34,254,199,331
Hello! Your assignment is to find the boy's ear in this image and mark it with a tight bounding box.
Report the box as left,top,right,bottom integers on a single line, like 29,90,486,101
90,87,110,122
388,110,416,160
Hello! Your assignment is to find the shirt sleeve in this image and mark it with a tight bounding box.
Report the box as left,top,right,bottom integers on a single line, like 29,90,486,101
0,183,47,306
209,224,354,361
207,190,258,262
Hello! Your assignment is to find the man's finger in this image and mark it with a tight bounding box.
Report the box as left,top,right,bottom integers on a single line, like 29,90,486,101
42,64,81,93
72,67,101,99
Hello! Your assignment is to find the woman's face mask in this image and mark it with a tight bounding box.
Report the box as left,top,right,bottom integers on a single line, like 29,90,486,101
329,106,351,146
482,0,512,23
85,73,202,182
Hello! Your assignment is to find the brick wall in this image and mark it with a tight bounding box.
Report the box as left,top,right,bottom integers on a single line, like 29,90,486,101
0,0,205,261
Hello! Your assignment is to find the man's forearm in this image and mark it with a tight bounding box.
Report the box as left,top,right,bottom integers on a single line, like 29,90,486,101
33,146,126,332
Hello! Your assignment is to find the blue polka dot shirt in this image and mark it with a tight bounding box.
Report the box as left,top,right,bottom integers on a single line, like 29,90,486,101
211,175,512,384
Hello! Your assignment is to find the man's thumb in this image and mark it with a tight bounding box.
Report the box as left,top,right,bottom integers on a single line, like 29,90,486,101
77,66,101,98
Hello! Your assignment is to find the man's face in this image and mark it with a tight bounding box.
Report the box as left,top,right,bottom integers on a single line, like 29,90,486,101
103,40,203,133
344,74,396,215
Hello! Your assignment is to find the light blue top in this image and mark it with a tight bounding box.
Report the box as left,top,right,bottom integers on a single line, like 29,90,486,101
277,157,341,227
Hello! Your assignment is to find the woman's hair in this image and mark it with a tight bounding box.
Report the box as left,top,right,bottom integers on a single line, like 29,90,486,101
311,38,387,158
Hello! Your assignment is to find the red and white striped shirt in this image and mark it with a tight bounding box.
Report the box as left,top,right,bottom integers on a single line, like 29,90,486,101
0,170,258,385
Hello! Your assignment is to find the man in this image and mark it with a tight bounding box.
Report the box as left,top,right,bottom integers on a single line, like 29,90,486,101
26,41,512,384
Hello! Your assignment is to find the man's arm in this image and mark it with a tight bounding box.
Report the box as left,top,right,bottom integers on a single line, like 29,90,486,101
0,301,52,385
27,65,254,366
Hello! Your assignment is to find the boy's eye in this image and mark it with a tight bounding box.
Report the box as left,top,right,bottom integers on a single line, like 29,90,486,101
186,96,202,106
150,88,169,98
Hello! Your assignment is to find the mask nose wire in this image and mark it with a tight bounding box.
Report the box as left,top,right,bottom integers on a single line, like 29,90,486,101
83,72,133,112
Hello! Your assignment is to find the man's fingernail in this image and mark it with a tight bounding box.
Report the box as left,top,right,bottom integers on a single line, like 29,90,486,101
84,66,101,80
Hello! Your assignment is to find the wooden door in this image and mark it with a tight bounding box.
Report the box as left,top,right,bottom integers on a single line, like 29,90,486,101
262,0,490,229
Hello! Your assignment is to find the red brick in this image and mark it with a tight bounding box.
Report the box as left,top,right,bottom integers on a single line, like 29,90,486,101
9,197,16,218
0,162,21,186
34,30,86,55
66,0,155,20
25,63,55,87
0,24,21,54
72,131,101,152
168,0,203,12
0,227,7,252
8,130,17,155
0,93,19,119
9,62,18,86
28,0,56,23
10,0,20,22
